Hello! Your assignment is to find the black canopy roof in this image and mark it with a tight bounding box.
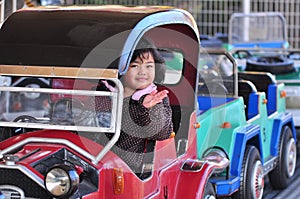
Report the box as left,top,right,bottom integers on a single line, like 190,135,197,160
0,6,198,74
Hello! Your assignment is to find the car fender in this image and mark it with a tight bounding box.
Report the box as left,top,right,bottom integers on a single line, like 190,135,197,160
231,124,261,177
270,112,296,156
175,161,215,199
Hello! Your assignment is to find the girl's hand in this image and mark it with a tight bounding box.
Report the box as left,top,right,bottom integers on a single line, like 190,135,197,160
143,89,169,108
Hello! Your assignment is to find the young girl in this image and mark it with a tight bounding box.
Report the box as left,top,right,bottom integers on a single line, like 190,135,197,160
70,37,173,174
112,38,174,173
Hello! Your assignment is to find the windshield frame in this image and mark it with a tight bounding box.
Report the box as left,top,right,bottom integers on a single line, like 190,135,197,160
0,65,123,164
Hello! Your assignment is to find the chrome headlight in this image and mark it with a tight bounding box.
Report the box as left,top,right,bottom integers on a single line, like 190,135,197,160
203,148,229,173
24,84,41,99
44,165,79,198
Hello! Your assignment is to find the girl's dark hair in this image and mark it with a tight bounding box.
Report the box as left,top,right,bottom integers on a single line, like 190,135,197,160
130,37,166,83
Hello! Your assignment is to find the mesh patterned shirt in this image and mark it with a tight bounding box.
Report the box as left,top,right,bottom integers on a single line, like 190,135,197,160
80,82,173,173
108,94,173,173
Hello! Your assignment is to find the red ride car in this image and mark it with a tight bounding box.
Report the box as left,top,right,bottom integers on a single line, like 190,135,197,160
0,6,228,199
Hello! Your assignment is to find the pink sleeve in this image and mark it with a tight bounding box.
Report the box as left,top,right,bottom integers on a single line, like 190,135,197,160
131,83,157,100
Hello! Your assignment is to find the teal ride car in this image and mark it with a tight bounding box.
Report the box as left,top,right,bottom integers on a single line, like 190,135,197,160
197,49,297,198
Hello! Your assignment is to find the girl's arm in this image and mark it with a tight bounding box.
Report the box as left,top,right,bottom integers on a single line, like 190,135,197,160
128,95,173,140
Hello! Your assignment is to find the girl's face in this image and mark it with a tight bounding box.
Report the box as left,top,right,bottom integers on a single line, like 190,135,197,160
123,52,155,95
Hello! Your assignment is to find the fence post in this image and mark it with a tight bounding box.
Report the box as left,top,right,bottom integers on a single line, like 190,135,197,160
242,0,251,14
0,0,4,24
242,0,251,42
12,0,17,12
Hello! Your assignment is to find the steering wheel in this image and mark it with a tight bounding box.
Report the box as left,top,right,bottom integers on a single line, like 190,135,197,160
13,115,38,123
233,50,252,59
51,98,85,125
0,115,38,141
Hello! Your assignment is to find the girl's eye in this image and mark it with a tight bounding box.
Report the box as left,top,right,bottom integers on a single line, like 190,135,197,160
147,64,154,68
130,64,138,68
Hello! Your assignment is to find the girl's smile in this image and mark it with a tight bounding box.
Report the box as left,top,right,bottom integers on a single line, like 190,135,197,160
123,52,155,97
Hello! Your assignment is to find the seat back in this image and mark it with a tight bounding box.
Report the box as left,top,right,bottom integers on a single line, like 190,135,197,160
238,71,277,115
238,71,276,95
238,80,257,120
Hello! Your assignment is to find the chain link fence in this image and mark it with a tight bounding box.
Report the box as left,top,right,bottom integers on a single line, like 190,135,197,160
1,0,300,48
70,0,300,48
251,0,300,48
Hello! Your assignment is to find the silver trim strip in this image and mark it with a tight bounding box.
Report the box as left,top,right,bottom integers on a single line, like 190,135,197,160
0,121,114,133
0,86,117,133
119,9,199,74
94,80,123,164
0,185,25,199
0,137,96,162
0,86,115,96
